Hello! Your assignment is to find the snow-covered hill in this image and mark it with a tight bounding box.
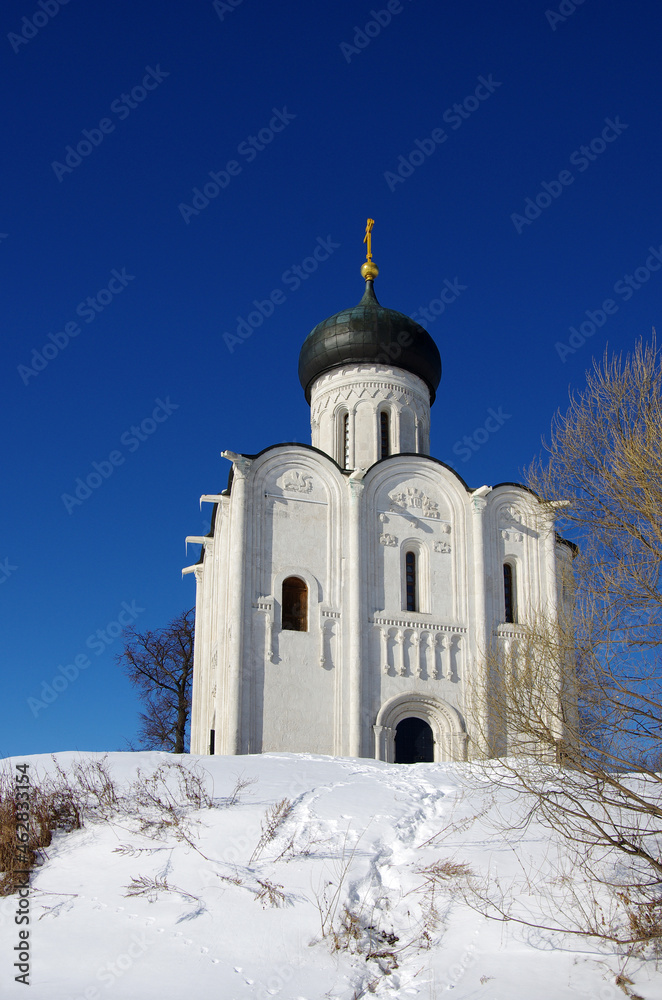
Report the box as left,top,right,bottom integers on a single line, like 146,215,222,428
1,751,660,999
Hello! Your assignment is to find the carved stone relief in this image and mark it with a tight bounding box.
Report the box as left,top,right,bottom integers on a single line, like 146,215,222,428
499,504,526,527
379,533,398,546
279,470,313,494
388,486,441,518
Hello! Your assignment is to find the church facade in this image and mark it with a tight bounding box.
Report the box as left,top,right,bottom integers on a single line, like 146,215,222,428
185,236,568,762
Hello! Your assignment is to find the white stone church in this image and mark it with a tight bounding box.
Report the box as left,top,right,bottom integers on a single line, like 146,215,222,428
185,232,567,763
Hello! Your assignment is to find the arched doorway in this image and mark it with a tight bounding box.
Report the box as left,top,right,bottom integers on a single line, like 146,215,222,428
395,717,434,763
374,694,468,763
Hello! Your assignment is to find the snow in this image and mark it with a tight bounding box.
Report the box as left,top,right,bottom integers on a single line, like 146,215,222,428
1,751,661,999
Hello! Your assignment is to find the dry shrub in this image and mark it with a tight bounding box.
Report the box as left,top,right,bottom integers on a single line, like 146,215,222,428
330,904,399,974
68,758,119,815
0,755,129,896
224,773,257,808
134,760,213,813
617,891,662,955
417,859,475,881
0,756,241,902
412,857,476,931
0,766,83,896
132,760,215,840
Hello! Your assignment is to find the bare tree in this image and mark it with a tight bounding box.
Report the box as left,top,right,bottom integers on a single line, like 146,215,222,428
465,338,662,948
118,608,195,753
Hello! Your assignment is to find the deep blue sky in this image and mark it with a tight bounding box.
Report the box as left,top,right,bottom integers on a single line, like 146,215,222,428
2,0,661,758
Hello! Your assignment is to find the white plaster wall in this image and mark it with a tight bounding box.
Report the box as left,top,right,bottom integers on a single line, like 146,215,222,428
309,365,431,468
188,401,564,763
360,460,474,758
238,449,345,755
483,486,557,630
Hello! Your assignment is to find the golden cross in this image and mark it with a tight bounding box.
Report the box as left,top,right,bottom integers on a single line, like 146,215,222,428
363,218,375,262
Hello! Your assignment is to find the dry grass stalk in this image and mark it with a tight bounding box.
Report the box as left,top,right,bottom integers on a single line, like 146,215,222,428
124,874,200,904
224,773,257,808
249,798,294,863
254,878,287,908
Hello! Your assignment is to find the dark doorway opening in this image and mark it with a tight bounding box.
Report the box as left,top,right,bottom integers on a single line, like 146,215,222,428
395,717,434,763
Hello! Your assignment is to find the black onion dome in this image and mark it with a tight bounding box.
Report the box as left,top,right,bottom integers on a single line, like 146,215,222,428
298,280,442,403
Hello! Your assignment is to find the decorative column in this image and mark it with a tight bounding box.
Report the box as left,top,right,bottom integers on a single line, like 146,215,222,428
373,724,394,762
261,601,274,665
452,635,462,682
411,631,422,677
347,472,365,757
471,488,492,756
319,618,337,670
426,633,438,679
319,619,327,667
543,521,564,742
223,452,252,755
184,563,206,753
395,630,405,676
438,634,448,680
380,627,390,674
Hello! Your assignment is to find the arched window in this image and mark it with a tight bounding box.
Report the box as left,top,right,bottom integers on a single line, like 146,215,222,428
405,551,417,612
503,563,516,623
380,411,390,459
282,576,308,631
342,412,350,469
